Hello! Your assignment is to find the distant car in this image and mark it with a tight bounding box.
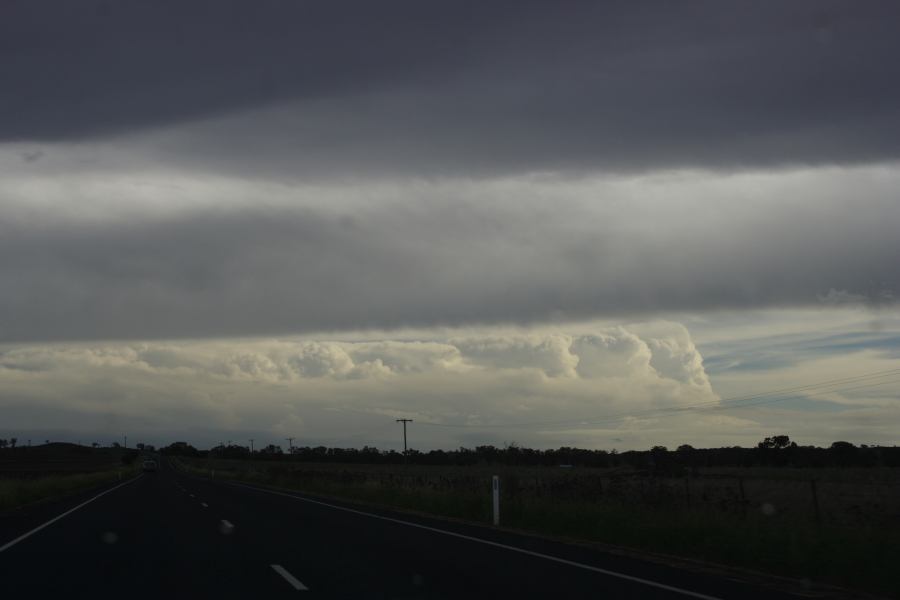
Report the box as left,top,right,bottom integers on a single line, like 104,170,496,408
142,459,158,472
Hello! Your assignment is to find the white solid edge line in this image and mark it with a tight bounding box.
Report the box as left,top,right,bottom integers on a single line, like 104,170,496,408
232,482,721,600
201,502,208,507
0,474,143,553
221,520,234,528
271,564,309,591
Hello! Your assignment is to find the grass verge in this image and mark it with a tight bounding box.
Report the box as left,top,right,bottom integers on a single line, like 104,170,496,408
174,459,899,597
0,466,139,512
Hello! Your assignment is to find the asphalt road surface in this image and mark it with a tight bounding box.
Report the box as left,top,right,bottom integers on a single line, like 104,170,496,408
0,459,814,599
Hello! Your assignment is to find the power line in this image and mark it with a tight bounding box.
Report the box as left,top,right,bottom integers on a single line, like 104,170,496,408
708,377,900,414
302,417,398,448
413,367,900,431
275,368,900,443
712,368,900,405
416,377,900,430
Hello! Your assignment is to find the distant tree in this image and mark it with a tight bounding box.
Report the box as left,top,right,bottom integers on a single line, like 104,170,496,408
829,441,858,466
10,438,17,448
92,442,99,448
675,444,697,468
757,435,794,449
649,445,667,464
475,445,500,463
160,441,200,456
0,439,7,449
262,444,283,455
830,440,855,450
136,443,145,451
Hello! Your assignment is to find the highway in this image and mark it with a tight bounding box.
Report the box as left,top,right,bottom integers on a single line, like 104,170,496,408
0,459,812,599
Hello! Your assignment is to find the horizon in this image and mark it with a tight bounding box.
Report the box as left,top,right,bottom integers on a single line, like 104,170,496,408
7,437,895,455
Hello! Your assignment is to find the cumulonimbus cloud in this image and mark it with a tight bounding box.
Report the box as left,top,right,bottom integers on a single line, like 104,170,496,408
0,322,718,446
3,317,898,449
0,323,712,387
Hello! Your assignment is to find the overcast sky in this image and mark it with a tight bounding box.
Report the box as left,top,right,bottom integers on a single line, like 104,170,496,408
1,1,898,450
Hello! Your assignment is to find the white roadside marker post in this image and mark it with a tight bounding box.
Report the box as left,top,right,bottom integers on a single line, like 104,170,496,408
492,475,500,526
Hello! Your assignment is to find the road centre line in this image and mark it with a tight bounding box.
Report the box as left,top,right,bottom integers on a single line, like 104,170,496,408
0,475,143,553
231,482,722,600
271,564,309,591
201,502,208,508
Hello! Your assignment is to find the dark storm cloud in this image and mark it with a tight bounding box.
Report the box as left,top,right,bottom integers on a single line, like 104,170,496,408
3,0,900,174
1,195,898,343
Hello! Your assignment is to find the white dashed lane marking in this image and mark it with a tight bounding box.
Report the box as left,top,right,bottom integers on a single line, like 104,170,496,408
271,564,309,591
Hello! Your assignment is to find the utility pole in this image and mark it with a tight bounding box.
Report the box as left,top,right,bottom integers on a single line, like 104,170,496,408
396,419,413,460
124,434,127,449
249,439,254,453
285,438,294,454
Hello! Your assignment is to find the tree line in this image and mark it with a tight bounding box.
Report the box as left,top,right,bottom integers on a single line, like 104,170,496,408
159,436,900,470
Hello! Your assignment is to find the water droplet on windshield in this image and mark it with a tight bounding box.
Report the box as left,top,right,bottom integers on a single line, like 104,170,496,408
101,531,118,544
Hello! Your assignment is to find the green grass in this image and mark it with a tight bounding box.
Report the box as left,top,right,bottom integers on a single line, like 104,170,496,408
504,496,897,593
174,457,900,596
0,465,139,512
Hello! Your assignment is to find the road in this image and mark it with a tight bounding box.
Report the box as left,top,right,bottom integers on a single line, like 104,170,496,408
0,459,812,599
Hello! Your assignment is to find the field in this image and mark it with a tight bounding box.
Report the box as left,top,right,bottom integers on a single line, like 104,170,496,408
0,444,140,511
0,443,131,477
176,457,900,596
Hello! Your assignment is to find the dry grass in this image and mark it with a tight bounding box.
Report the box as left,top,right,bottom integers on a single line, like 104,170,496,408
0,444,128,477
0,465,139,512
176,457,900,596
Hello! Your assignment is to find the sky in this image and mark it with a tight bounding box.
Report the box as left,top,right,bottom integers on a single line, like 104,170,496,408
1,1,898,451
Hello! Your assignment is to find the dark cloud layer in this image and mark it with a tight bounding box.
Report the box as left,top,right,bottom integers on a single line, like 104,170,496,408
3,1,900,174
2,2,899,342
2,195,897,343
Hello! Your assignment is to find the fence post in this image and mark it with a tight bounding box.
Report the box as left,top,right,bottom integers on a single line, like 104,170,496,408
492,475,500,526
810,479,821,524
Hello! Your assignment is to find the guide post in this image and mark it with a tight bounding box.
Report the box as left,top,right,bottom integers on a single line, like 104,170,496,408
492,475,500,526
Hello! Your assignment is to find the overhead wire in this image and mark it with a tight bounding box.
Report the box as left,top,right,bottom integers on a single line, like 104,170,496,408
412,367,900,431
